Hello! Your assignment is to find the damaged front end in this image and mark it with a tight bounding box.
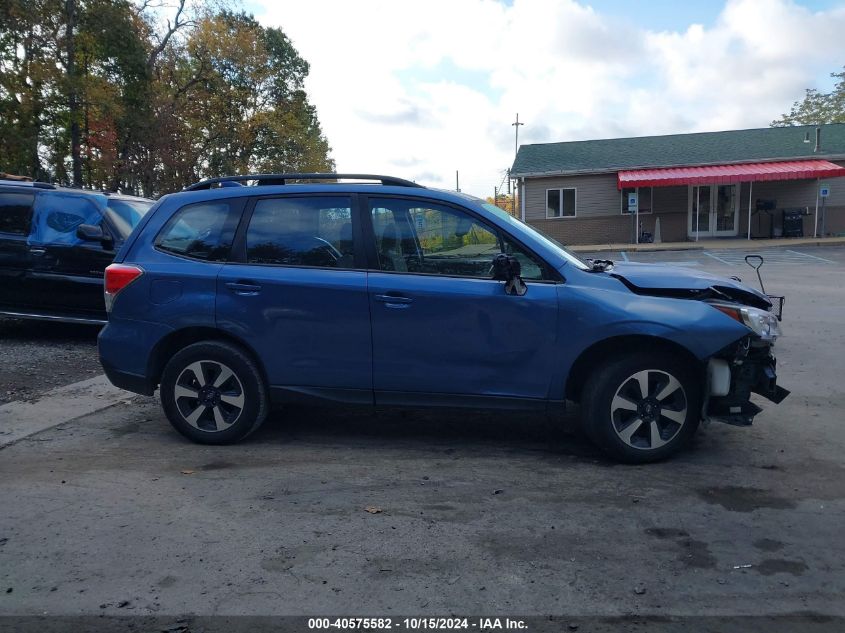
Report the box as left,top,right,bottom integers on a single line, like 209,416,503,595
607,258,790,427
704,336,790,427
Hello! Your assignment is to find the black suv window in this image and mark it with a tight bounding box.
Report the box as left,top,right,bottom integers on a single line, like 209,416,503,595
105,198,154,239
0,191,35,235
156,200,240,261
245,196,354,268
32,193,104,245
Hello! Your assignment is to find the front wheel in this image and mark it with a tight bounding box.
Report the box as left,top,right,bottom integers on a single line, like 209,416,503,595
160,341,269,445
581,353,701,463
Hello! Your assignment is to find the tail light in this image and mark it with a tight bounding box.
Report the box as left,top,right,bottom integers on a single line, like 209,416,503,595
104,263,143,312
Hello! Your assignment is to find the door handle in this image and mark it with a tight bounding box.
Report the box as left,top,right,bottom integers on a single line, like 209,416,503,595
225,281,262,296
29,248,46,256
374,293,413,308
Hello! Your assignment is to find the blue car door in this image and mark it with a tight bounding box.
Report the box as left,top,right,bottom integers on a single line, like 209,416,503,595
364,196,559,404
216,194,372,403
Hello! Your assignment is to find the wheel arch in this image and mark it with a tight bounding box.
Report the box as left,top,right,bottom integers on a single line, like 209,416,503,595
147,327,268,391
565,335,704,403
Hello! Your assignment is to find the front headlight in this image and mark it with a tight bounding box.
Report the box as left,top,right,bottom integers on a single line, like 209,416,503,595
712,304,781,342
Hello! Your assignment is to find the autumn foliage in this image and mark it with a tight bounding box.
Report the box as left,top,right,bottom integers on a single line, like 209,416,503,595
0,1,334,196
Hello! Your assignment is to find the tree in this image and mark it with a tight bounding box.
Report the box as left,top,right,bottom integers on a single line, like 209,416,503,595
485,194,519,218
0,1,334,195
772,67,845,126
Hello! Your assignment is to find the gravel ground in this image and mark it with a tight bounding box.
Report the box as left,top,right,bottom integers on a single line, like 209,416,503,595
0,319,101,404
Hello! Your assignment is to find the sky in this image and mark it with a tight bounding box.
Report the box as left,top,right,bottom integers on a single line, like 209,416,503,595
247,0,845,198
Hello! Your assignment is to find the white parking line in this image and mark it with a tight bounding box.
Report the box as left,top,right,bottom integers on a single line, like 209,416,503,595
0,375,127,448
657,261,701,267
703,251,733,265
785,249,836,264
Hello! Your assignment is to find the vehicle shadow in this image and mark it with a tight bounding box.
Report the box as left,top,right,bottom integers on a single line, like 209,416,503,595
252,404,609,463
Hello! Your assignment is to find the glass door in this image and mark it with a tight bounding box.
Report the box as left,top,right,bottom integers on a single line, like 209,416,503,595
713,185,738,235
689,185,712,238
688,185,739,238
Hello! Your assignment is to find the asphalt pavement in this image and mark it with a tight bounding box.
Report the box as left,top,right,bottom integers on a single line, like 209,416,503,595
1,244,844,631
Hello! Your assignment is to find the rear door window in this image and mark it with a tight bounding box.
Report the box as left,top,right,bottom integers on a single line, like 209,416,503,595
156,200,241,261
0,191,35,235
245,196,354,268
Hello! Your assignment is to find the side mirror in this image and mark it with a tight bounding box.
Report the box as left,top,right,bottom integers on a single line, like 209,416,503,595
76,223,114,250
76,223,104,241
491,253,527,296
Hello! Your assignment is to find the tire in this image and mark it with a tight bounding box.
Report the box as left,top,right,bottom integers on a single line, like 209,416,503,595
580,352,701,463
160,340,269,445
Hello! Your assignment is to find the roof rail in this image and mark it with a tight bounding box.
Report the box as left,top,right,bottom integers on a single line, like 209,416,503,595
183,173,422,192
0,178,56,189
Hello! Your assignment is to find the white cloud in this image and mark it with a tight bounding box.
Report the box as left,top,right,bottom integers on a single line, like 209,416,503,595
251,0,845,197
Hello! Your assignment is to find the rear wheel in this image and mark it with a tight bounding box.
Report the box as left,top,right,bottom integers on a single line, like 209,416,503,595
581,353,701,463
160,341,268,444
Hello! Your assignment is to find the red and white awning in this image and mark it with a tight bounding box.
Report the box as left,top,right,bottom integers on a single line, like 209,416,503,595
617,159,845,189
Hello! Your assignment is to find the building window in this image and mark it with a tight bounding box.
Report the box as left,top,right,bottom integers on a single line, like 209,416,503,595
620,187,653,214
546,188,576,218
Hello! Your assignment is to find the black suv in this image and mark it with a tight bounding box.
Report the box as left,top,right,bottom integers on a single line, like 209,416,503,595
0,178,154,324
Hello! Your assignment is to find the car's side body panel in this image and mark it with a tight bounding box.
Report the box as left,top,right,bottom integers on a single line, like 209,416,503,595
216,264,373,391
367,272,559,400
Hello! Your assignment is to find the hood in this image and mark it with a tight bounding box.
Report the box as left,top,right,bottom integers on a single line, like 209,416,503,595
608,262,772,309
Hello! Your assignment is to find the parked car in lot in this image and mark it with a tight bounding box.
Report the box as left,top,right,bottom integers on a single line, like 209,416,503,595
0,178,154,323
98,173,789,462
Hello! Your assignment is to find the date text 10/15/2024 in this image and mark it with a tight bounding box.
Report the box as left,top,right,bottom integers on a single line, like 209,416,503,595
308,618,529,630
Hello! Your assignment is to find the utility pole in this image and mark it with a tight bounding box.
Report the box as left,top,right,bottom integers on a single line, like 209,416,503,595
511,115,524,219
512,113,524,158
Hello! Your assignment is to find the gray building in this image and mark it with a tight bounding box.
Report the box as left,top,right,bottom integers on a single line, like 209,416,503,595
510,124,845,245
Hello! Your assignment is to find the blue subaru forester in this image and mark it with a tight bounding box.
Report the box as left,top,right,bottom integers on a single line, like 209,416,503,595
98,173,788,462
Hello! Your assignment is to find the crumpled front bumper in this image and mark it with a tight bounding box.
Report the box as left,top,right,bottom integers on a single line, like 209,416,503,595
705,341,789,426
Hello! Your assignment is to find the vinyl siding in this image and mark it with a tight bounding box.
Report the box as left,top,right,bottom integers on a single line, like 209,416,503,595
525,174,618,220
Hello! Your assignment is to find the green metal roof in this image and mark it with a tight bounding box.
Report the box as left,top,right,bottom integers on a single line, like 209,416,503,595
510,124,845,177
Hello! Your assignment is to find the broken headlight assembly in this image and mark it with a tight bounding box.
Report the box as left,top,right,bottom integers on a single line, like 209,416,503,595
711,304,781,343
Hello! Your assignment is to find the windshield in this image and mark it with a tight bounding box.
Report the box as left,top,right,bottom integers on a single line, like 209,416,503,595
480,202,589,270
105,198,153,239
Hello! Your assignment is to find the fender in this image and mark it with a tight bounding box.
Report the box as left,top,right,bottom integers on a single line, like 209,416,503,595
547,282,751,401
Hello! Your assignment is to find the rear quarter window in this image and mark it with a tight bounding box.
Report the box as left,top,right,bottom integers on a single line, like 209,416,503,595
0,191,35,235
156,200,241,261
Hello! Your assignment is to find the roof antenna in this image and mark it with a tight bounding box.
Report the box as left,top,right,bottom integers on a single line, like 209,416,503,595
814,127,821,153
